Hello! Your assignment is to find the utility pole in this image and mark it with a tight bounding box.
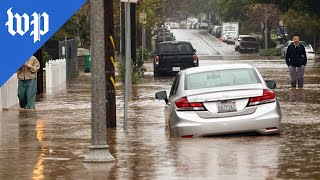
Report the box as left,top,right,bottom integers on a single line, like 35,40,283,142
142,12,146,63
121,2,125,60
124,1,132,131
104,0,116,128
162,0,166,42
84,0,115,163
139,11,146,62
131,3,137,65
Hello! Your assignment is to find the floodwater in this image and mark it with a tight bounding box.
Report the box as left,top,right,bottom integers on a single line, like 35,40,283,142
0,58,320,180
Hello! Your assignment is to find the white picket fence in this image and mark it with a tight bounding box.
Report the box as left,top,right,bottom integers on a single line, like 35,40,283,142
0,73,19,110
45,58,67,93
0,59,66,110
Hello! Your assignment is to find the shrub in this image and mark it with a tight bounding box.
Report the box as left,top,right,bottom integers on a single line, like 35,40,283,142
118,47,148,84
317,47,320,54
260,48,281,56
42,50,53,64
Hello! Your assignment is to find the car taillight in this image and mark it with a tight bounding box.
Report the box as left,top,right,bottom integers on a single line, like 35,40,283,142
193,55,198,64
248,89,276,106
175,97,206,111
155,56,159,65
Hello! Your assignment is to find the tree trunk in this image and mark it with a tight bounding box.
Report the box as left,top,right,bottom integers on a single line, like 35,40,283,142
146,28,152,51
267,26,272,48
137,24,142,48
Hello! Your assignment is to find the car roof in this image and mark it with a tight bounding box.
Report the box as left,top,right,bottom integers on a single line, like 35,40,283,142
286,40,308,44
181,63,255,75
284,41,310,47
240,35,253,37
158,41,190,45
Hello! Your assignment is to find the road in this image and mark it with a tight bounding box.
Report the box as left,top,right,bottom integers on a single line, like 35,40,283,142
0,29,320,179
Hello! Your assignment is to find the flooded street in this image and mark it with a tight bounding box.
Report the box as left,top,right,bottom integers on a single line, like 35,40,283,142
1,30,320,179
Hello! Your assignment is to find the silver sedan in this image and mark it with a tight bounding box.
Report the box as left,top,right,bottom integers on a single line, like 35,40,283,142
155,64,281,137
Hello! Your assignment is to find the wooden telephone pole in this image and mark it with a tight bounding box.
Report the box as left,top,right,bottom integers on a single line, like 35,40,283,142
104,0,116,128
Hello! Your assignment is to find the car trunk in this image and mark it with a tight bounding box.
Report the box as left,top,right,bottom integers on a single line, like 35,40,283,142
240,41,258,48
159,53,194,69
185,84,263,118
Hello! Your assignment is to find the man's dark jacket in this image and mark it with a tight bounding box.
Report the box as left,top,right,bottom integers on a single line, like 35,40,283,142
285,43,307,67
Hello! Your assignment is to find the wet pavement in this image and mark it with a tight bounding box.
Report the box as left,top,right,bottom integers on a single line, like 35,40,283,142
1,29,320,179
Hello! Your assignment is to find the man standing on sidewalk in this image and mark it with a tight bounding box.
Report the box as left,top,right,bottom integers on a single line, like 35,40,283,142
17,56,40,109
285,32,307,88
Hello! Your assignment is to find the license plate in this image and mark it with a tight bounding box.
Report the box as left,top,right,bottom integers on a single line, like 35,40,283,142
218,101,236,113
172,67,180,71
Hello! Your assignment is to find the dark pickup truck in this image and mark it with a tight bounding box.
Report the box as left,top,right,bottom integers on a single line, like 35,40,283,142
153,41,199,77
238,36,259,53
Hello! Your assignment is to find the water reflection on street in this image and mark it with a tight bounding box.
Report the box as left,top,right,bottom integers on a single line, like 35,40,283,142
1,57,320,179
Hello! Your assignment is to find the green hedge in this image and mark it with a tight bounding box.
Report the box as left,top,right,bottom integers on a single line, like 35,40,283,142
259,48,281,56
317,47,320,54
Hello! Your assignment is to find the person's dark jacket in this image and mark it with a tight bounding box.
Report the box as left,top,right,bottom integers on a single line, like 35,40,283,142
285,43,307,67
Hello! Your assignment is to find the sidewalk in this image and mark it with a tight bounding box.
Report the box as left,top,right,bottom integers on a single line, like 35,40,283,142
0,75,114,179
0,72,174,179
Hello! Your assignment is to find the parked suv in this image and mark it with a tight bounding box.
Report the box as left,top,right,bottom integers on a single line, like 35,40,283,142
237,36,259,53
153,41,199,77
235,35,248,51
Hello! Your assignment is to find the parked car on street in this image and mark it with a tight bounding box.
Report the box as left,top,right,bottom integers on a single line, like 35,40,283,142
280,41,315,60
215,26,222,38
170,23,180,29
235,35,247,51
156,35,174,43
179,22,188,29
211,25,221,36
199,20,209,29
193,23,199,29
225,31,239,44
221,31,238,44
153,41,199,77
155,63,281,137
237,36,260,53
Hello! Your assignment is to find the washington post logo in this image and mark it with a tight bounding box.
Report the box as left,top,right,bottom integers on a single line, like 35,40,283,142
5,8,49,43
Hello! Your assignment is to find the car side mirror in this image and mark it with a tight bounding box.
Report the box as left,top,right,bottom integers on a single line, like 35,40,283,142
266,80,276,89
193,49,197,52
155,91,168,104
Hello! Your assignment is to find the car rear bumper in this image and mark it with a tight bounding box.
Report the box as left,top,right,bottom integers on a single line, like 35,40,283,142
239,46,259,52
170,102,281,137
307,53,315,60
155,64,198,72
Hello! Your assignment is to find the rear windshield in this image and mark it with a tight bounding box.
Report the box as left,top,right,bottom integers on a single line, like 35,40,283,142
157,36,173,42
185,68,260,90
158,43,193,54
242,37,257,42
